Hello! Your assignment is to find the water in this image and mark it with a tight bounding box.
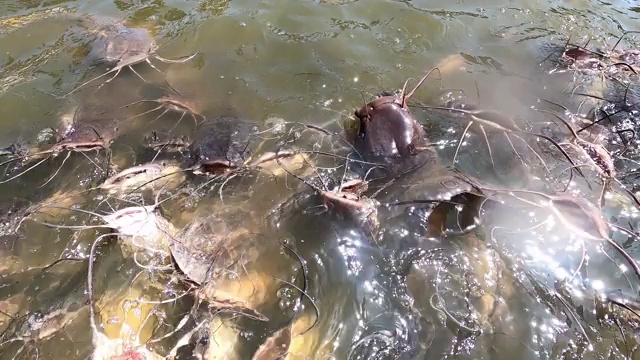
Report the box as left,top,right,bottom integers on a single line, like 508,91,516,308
1,0,640,359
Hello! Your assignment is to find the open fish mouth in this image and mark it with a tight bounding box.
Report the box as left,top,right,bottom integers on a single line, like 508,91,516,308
100,162,183,193
102,163,164,186
108,349,154,360
93,338,160,360
110,207,149,220
103,206,159,238
193,159,238,175
53,141,106,152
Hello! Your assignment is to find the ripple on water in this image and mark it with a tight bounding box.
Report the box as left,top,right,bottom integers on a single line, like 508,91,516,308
0,0,640,359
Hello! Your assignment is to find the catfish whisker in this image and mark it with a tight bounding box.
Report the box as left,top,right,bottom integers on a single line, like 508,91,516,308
299,150,386,168
0,157,48,184
610,176,640,207
128,65,149,83
112,99,160,112
88,233,119,346
580,103,640,133
123,169,191,197
402,67,443,107
610,31,640,52
38,151,71,188
153,172,225,208
146,109,170,128
168,112,187,133
153,52,199,64
145,312,193,346
64,67,121,97
94,67,122,93
504,133,528,168
563,239,586,287
78,150,105,174
218,173,239,203
479,125,496,169
145,58,166,75
32,205,109,219
607,62,638,75
555,292,592,347
413,104,584,178
275,148,325,196
150,141,170,163
131,105,165,120
453,121,472,166
164,317,207,358
34,221,112,231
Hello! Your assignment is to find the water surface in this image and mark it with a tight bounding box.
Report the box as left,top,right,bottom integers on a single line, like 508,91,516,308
1,0,640,359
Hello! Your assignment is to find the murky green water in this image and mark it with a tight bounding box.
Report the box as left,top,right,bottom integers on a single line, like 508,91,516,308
1,0,640,359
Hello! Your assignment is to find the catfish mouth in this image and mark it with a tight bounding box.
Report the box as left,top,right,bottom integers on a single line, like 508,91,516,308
321,179,371,211
109,350,147,360
337,178,367,194
144,133,191,151
160,96,198,114
250,150,296,165
103,206,160,239
103,163,163,186
105,346,156,360
112,207,147,221
194,159,238,175
562,47,598,62
53,140,105,152
442,99,476,113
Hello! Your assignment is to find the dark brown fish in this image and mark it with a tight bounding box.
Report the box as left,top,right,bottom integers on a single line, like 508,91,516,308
351,71,486,236
189,117,259,175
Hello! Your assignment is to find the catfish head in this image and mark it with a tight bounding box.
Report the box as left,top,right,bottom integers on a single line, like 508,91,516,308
190,116,258,176
88,20,157,66
52,121,116,153
353,92,425,158
351,69,441,174
52,103,124,153
320,178,379,233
